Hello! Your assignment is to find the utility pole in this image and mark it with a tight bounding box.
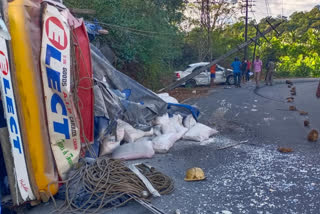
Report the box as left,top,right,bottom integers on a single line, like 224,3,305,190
242,0,254,59
200,0,213,60
244,0,249,59
252,27,259,67
160,21,283,92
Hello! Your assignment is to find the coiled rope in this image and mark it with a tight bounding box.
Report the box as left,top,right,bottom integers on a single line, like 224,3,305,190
50,158,173,214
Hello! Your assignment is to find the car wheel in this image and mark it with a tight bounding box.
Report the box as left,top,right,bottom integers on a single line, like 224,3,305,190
226,75,235,85
185,79,197,88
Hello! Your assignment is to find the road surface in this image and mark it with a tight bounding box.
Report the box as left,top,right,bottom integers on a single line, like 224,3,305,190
26,80,320,214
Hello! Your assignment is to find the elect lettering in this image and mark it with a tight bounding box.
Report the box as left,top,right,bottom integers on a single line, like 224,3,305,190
44,18,70,139
2,66,22,154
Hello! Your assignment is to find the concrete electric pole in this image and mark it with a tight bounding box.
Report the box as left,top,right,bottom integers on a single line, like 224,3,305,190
244,0,249,59
242,0,254,59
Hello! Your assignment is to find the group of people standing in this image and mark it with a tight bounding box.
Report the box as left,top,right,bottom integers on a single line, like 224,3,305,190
231,56,275,88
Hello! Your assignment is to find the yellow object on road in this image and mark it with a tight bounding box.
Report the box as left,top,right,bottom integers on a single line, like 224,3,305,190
8,0,58,199
184,167,206,181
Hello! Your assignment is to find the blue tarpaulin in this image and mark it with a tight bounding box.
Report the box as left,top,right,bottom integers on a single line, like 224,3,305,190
167,103,200,121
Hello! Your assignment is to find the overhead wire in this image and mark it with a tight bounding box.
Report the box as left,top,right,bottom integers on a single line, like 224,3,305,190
268,1,318,6
267,0,272,17
250,9,257,24
281,0,284,19
264,0,270,16
95,21,179,37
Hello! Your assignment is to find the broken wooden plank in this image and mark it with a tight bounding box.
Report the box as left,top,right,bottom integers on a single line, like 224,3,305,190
159,21,283,92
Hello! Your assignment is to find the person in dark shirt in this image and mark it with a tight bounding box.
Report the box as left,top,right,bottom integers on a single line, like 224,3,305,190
266,60,275,86
231,57,242,88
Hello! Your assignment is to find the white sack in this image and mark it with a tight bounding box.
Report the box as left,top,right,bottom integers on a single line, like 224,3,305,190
152,126,187,153
118,120,153,143
153,114,170,126
183,123,218,142
116,124,125,142
157,93,179,104
183,114,197,129
99,136,120,156
153,125,162,136
152,133,179,153
162,114,185,134
112,139,154,160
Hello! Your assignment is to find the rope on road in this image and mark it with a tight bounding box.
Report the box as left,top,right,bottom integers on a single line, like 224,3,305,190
49,158,174,214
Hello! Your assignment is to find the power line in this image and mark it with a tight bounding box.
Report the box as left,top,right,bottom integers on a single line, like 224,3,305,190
244,0,249,59
250,9,258,24
253,10,276,16
267,0,272,16
241,0,255,59
281,0,284,19
264,0,271,17
264,0,269,16
267,1,318,6
96,22,179,36
254,7,277,16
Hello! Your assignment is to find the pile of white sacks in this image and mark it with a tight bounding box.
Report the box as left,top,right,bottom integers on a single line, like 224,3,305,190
99,113,218,160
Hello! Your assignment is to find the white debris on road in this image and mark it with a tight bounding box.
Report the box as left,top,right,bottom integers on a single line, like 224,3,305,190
264,117,275,125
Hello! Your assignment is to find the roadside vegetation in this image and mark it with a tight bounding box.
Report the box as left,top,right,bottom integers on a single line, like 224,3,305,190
65,0,320,90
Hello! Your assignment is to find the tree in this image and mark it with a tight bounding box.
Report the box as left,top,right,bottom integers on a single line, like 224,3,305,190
184,0,238,61
257,7,320,78
65,0,185,90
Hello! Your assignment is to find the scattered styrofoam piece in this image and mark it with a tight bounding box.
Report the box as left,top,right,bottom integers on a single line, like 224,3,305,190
112,139,155,160
183,123,219,142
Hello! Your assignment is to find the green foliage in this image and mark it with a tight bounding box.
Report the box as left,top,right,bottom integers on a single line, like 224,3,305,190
65,0,320,88
259,24,320,77
65,0,185,90
184,5,320,78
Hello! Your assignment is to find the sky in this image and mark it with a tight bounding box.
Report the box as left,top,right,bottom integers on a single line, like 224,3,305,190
182,0,319,31
252,0,319,21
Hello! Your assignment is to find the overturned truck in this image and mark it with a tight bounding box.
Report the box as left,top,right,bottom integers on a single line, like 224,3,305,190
0,0,217,212
0,0,95,205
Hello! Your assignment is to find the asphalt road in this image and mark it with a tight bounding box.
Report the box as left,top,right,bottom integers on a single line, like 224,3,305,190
26,80,320,214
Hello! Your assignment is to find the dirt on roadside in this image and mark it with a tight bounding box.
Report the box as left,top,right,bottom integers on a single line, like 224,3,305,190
168,87,211,102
